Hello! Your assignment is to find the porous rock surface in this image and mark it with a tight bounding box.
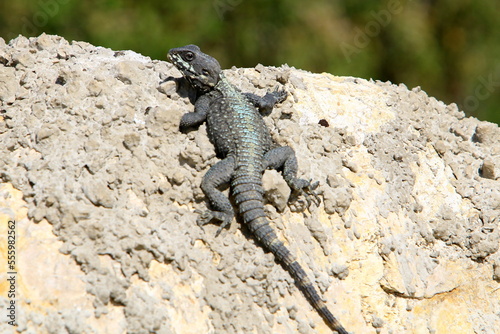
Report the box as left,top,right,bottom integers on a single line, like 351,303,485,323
0,34,499,333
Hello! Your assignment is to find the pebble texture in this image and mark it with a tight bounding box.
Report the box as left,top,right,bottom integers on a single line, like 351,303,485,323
0,34,500,334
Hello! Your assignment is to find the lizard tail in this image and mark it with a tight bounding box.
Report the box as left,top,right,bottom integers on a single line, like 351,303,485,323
233,178,348,334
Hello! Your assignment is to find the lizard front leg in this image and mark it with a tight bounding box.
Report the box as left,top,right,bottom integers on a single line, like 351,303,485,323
179,94,211,131
244,88,287,115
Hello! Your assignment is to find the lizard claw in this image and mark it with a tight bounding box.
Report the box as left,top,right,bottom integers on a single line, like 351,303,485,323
272,87,288,104
305,180,321,206
195,209,214,227
264,87,287,105
288,178,321,211
195,209,233,237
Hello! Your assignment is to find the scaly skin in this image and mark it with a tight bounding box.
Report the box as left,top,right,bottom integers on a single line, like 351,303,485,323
168,44,348,334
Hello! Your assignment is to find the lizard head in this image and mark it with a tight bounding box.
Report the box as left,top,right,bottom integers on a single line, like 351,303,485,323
167,44,221,92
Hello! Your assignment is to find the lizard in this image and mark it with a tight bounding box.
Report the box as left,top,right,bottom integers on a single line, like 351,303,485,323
167,44,348,334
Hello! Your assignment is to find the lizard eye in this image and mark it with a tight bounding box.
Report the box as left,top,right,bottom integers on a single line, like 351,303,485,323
202,69,210,76
184,52,194,61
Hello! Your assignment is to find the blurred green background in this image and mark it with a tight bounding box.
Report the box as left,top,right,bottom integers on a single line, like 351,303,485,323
1,0,498,124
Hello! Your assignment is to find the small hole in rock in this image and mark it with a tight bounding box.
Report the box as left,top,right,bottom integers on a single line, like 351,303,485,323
55,76,66,85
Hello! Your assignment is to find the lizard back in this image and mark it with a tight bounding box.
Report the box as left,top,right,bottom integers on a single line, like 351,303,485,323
206,75,273,164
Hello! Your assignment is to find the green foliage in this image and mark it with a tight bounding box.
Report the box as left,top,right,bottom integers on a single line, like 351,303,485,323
1,0,498,124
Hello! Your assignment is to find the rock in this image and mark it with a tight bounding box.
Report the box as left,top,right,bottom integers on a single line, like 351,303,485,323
262,169,290,212
0,34,499,334
482,157,500,180
0,67,19,103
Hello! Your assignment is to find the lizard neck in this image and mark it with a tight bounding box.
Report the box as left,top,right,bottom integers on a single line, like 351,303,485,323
215,72,230,91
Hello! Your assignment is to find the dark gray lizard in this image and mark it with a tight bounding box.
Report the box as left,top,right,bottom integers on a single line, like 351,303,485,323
167,44,348,334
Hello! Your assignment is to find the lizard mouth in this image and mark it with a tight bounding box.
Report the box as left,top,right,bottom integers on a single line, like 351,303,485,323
167,53,193,74
167,52,181,66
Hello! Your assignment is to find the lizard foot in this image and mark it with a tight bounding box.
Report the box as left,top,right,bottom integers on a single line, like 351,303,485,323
288,179,320,211
195,209,233,237
265,87,288,104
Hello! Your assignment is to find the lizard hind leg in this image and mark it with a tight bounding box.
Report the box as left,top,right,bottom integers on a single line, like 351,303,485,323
264,146,320,208
197,156,236,236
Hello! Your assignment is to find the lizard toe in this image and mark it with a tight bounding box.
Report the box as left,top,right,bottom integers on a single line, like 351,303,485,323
196,209,215,226
196,209,233,236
